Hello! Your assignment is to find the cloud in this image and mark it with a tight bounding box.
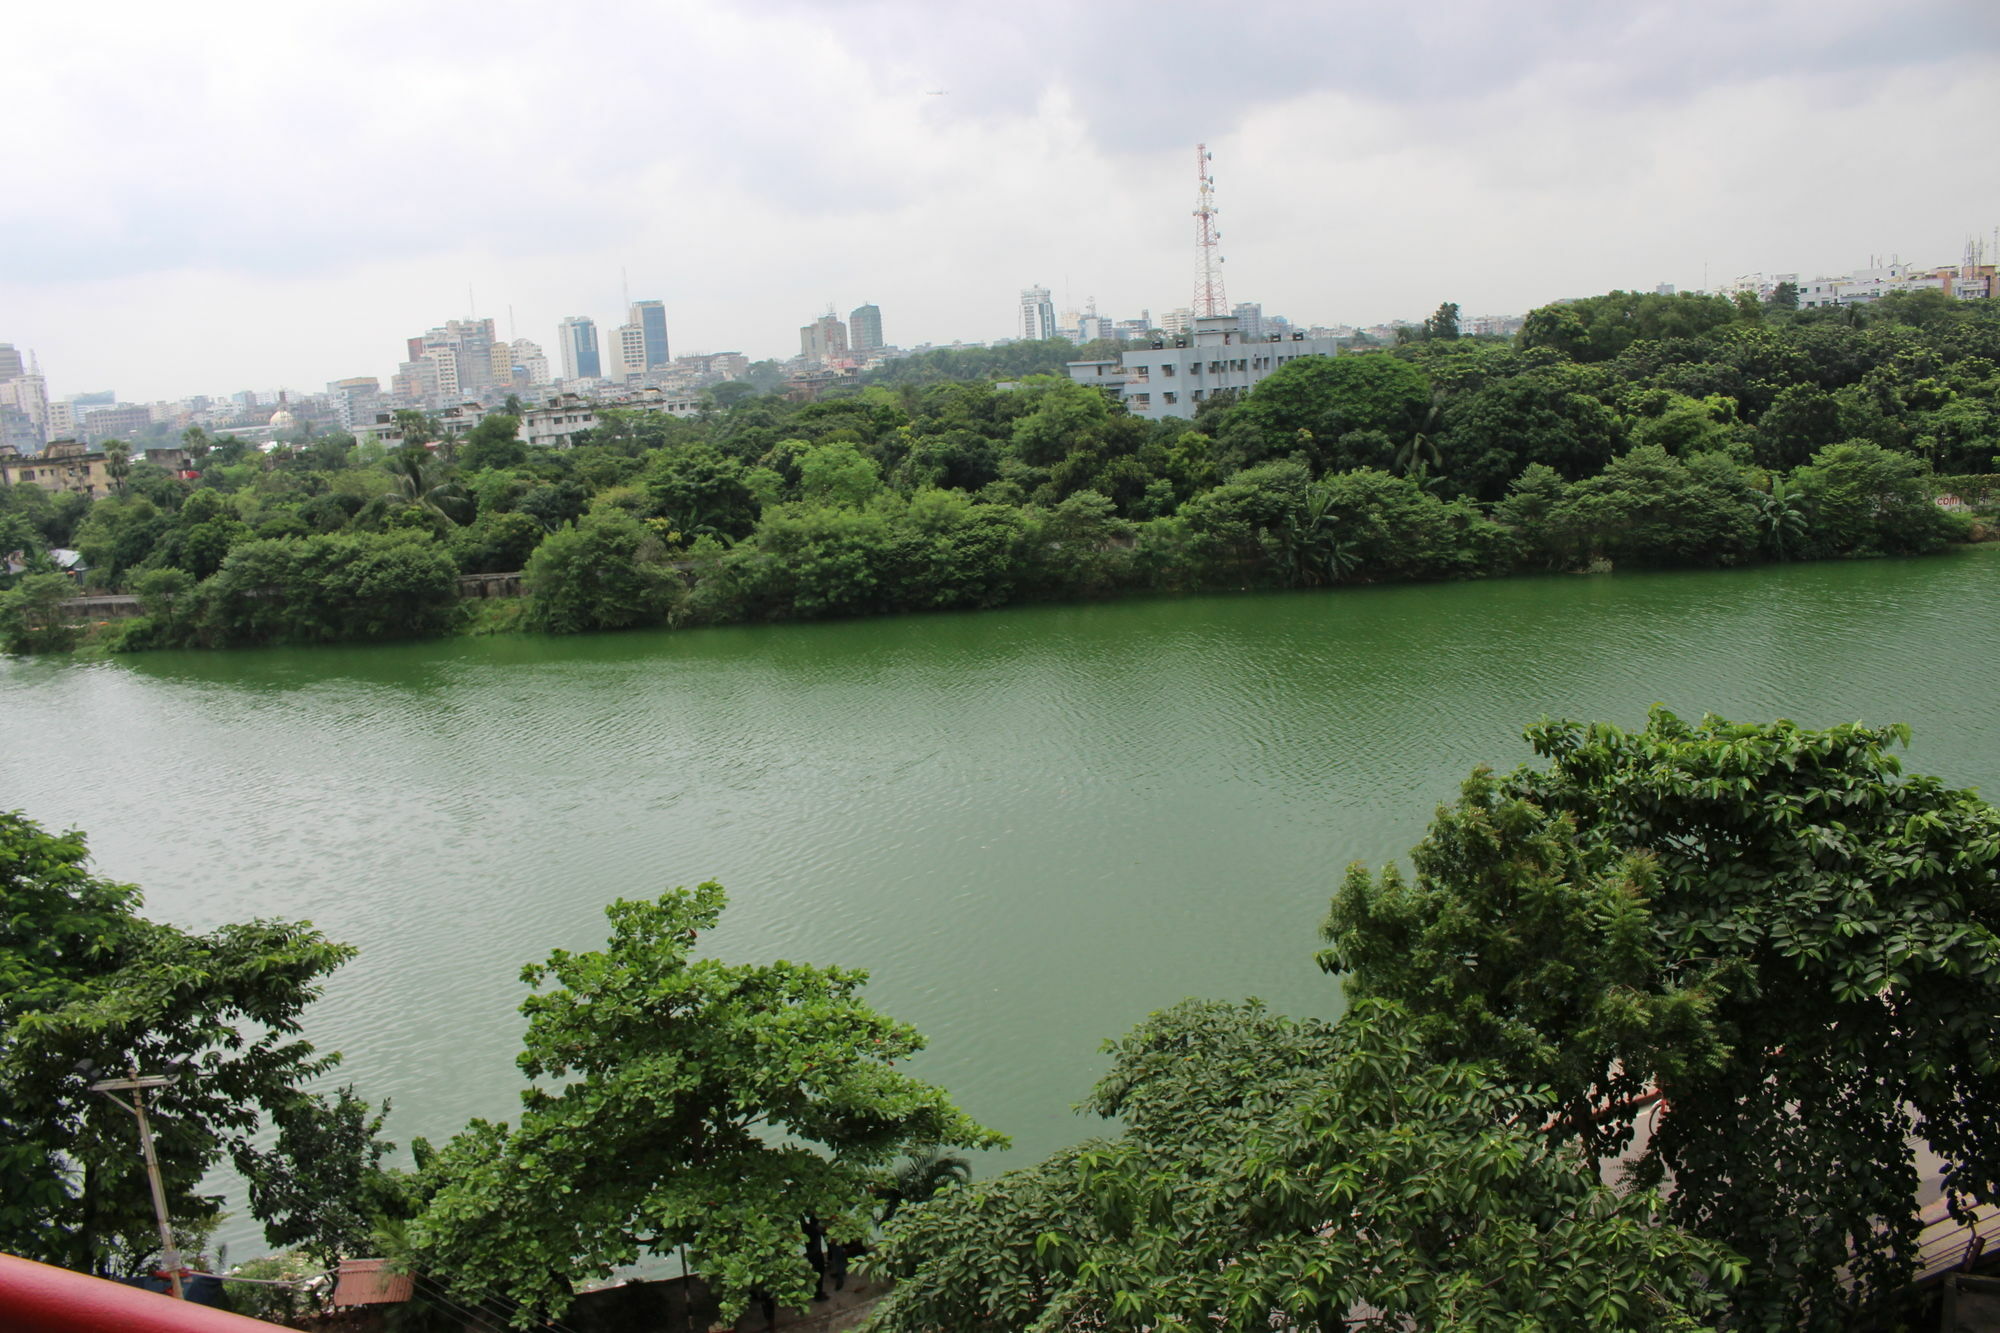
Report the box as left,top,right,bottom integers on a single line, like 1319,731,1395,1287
2,0,1995,398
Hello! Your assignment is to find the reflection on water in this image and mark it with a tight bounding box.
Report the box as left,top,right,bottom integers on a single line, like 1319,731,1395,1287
4,551,1996,1254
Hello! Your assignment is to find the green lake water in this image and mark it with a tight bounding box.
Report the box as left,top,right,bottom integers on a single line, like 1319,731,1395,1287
4,550,1997,1254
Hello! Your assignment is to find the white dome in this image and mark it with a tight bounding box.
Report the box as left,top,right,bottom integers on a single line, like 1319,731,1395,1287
268,409,298,429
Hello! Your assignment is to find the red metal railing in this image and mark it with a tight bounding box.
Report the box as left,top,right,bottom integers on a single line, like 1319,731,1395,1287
0,1252,275,1333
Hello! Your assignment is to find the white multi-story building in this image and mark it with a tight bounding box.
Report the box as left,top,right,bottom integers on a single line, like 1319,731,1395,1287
518,390,705,449
1066,314,1347,421
1795,261,1997,308
1020,286,1056,341
611,321,649,381
425,348,460,403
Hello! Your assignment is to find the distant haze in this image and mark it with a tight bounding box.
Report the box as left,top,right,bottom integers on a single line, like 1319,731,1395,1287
3,0,1996,400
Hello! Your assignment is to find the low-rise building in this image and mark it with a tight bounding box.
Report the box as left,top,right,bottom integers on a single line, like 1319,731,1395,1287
517,390,706,449
0,441,188,498
1065,315,1347,421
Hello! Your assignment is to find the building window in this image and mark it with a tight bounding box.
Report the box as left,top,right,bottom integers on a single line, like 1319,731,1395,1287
1163,392,1178,405
1161,364,1175,377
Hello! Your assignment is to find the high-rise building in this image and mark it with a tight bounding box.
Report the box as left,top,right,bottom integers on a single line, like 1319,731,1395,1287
1232,302,1264,341
631,300,670,369
799,314,849,364
327,377,384,431
508,339,551,387
0,345,24,382
559,317,602,382
612,321,649,381
408,319,498,403
1,370,49,445
1020,286,1056,341
849,303,884,352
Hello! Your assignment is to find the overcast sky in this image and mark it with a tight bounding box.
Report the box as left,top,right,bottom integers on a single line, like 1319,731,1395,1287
4,0,1997,402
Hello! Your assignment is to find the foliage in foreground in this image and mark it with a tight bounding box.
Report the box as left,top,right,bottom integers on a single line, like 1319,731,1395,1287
405,883,1005,1328
1324,710,2000,1329
0,811,356,1275
868,998,1738,1331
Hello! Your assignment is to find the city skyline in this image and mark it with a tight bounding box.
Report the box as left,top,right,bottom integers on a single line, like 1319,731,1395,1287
2,0,1995,400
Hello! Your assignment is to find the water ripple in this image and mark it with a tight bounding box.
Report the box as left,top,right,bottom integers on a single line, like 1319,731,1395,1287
1,553,1995,1256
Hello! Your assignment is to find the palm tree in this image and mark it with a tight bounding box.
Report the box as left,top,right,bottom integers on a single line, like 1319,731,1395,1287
1756,478,1808,561
1269,482,1359,587
878,1147,972,1221
385,448,470,526
1395,392,1447,479
101,442,131,497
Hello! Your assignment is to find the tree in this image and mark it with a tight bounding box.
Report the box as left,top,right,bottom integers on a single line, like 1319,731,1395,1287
878,1147,972,1222
457,414,526,472
0,572,80,654
869,998,1737,1332
1321,710,2000,1330
796,440,882,507
1435,366,1623,499
1791,438,1963,557
448,510,544,575
521,509,682,633
1422,300,1461,341
1753,476,1807,560
391,409,439,451
384,447,470,527
641,446,761,543
406,884,1003,1328
1217,354,1433,473
130,568,197,642
194,532,461,647
236,1086,394,1268
1755,383,1847,470
0,811,354,1276
1553,445,1760,567
179,425,212,467
101,443,132,497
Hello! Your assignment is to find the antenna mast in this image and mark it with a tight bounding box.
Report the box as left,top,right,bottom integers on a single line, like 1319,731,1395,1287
1192,143,1228,318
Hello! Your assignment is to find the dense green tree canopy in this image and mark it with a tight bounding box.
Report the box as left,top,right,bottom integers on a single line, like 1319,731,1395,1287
1218,353,1433,472
1436,365,1624,498
406,883,1003,1328
3,285,1992,657
521,509,682,633
1322,710,2000,1329
869,998,1738,1331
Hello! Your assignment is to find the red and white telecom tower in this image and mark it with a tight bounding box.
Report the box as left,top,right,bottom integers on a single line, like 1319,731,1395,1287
1192,143,1228,319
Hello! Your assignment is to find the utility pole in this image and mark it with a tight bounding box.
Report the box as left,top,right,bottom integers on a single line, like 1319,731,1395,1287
84,1061,186,1300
